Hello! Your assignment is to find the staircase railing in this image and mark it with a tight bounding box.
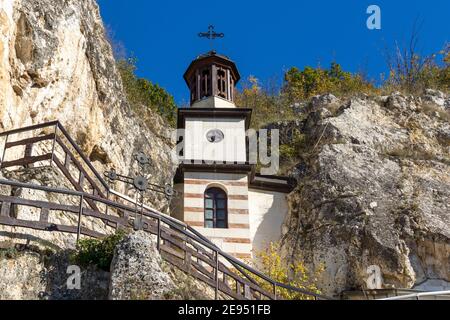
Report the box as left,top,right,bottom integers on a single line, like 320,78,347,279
0,121,332,300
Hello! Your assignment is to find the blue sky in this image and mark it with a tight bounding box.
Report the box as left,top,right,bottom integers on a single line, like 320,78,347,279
97,0,449,105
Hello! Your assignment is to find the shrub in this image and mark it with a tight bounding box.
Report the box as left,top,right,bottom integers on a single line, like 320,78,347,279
383,29,449,94
283,63,376,101
73,230,127,271
279,144,297,162
236,76,297,128
255,242,323,300
117,58,177,127
0,247,20,260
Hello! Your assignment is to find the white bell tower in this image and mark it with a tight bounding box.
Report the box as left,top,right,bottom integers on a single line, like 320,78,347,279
173,51,254,259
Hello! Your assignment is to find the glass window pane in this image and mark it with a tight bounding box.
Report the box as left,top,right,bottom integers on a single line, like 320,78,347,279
216,210,226,219
205,199,214,208
217,200,226,209
216,193,226,199
216,220,227,229
205,209,213,219
205,220,213,228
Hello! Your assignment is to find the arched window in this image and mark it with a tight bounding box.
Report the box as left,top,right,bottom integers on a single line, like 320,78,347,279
204,187,227,229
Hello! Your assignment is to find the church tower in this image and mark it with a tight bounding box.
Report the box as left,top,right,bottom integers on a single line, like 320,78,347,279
173,50,253,259
172,50,295,260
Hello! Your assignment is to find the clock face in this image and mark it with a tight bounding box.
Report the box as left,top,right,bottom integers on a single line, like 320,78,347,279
206,129,224,143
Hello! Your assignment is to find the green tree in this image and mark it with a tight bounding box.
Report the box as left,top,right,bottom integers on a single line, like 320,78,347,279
117,58,177,127
283,63,376,101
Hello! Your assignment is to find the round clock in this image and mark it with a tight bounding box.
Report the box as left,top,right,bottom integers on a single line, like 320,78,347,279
206,129,224,143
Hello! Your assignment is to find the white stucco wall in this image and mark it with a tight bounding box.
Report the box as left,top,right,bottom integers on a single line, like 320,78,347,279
248,188,289,254
191,96,236,109
184,117,246,163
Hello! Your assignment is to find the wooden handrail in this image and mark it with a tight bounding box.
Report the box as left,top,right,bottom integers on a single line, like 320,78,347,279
0,178,332,300
0,121,333,300
0,120,59,137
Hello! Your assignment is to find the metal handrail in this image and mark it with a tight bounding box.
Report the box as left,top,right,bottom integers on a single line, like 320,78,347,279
55,122,110,190
0,178,331,300
0,120,59,137
109,189,186,228
0,121,109,191
0,121,333,300
378,290,450,300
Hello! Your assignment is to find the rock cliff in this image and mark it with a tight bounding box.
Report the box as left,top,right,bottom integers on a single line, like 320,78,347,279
280,91,450,296
0,231,216,300
0,0,176,210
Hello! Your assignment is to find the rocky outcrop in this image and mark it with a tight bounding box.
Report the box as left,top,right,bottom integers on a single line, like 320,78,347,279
281,91,450,296
108,231,216,300
0,0,176,212
108,231,175,300
0,245,109,300
0,231,216,300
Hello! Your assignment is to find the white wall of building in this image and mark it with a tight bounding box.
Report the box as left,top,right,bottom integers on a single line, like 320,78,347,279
191,96,236,109
184,117,247,163
248,188,289,254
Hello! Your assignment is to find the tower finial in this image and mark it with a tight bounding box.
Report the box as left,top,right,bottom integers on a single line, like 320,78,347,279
198,25,224,51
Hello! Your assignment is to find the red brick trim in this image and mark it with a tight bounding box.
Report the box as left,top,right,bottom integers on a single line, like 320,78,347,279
185,179,247,187
228,223,250,229
231,253,252,260
228,209,249,215
184,193,203,198
184,207,203,212
185,221,203,227
228,195,248,200
184,193,248,200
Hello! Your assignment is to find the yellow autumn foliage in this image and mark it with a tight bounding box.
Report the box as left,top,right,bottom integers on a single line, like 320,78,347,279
255,242,324,300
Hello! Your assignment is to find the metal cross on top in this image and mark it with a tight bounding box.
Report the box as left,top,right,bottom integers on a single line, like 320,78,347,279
198,25,224,50
104,152,180,230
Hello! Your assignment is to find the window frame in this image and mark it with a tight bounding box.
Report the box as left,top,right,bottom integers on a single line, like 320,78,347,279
204,187,228,229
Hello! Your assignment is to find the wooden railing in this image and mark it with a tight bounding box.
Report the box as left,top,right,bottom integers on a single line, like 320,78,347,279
0,121,332,300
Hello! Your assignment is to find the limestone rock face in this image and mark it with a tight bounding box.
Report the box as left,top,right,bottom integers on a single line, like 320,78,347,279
108,231,175,300
0,249,45,299
281,91,450,296
0,247,109,300
0,0,176,211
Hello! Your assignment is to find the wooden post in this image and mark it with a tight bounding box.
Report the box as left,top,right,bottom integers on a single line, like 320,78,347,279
39,208,49,223
76,195,84,243
0,202,11,217
64,152,71,169
244,284,251,300
184,251,191,271
1,134,9,167
273,283,277,300
157,217,161,252
50,125,58,168
215,250,219,300
105,190,110,216
78,171,84,189
24,143,33,168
